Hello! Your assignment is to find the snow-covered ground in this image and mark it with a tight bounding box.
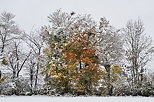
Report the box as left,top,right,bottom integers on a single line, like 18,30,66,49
0,96,154,102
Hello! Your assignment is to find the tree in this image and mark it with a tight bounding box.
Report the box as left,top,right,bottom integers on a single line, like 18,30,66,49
96,17,124,95
0,12,22,82
63,31,101,95
41,10,101,95
0,12,21,53
40,10,75,88
0,12,29,95
23,31,44,93
4,40,31,79
123,19,154,93
40,10,77,86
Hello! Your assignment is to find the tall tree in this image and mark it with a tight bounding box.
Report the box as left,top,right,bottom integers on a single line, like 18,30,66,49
23,31,44,92
96,17,124,95
0,12,23,82
41,10,100,95
123,19,154,91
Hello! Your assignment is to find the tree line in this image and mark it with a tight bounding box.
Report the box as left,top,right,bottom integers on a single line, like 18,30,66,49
0,10,154,96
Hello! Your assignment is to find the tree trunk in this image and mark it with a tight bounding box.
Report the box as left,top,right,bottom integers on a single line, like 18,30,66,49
104,64,112,96
0,70,1,79
34,62,39,91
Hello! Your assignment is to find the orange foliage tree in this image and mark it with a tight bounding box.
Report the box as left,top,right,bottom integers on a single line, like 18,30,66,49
63,32,102,95
42,31,102,95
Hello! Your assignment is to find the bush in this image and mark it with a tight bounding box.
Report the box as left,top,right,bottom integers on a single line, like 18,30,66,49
0,77,31,95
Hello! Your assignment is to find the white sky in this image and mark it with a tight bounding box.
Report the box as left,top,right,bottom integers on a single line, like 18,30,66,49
0,0,154,71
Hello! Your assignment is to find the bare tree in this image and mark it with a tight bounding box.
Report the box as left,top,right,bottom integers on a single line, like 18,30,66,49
5,40,31,79
23,30,44,92
123,19,154,91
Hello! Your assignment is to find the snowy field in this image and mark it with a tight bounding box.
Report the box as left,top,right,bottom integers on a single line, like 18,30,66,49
0,96,154,102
